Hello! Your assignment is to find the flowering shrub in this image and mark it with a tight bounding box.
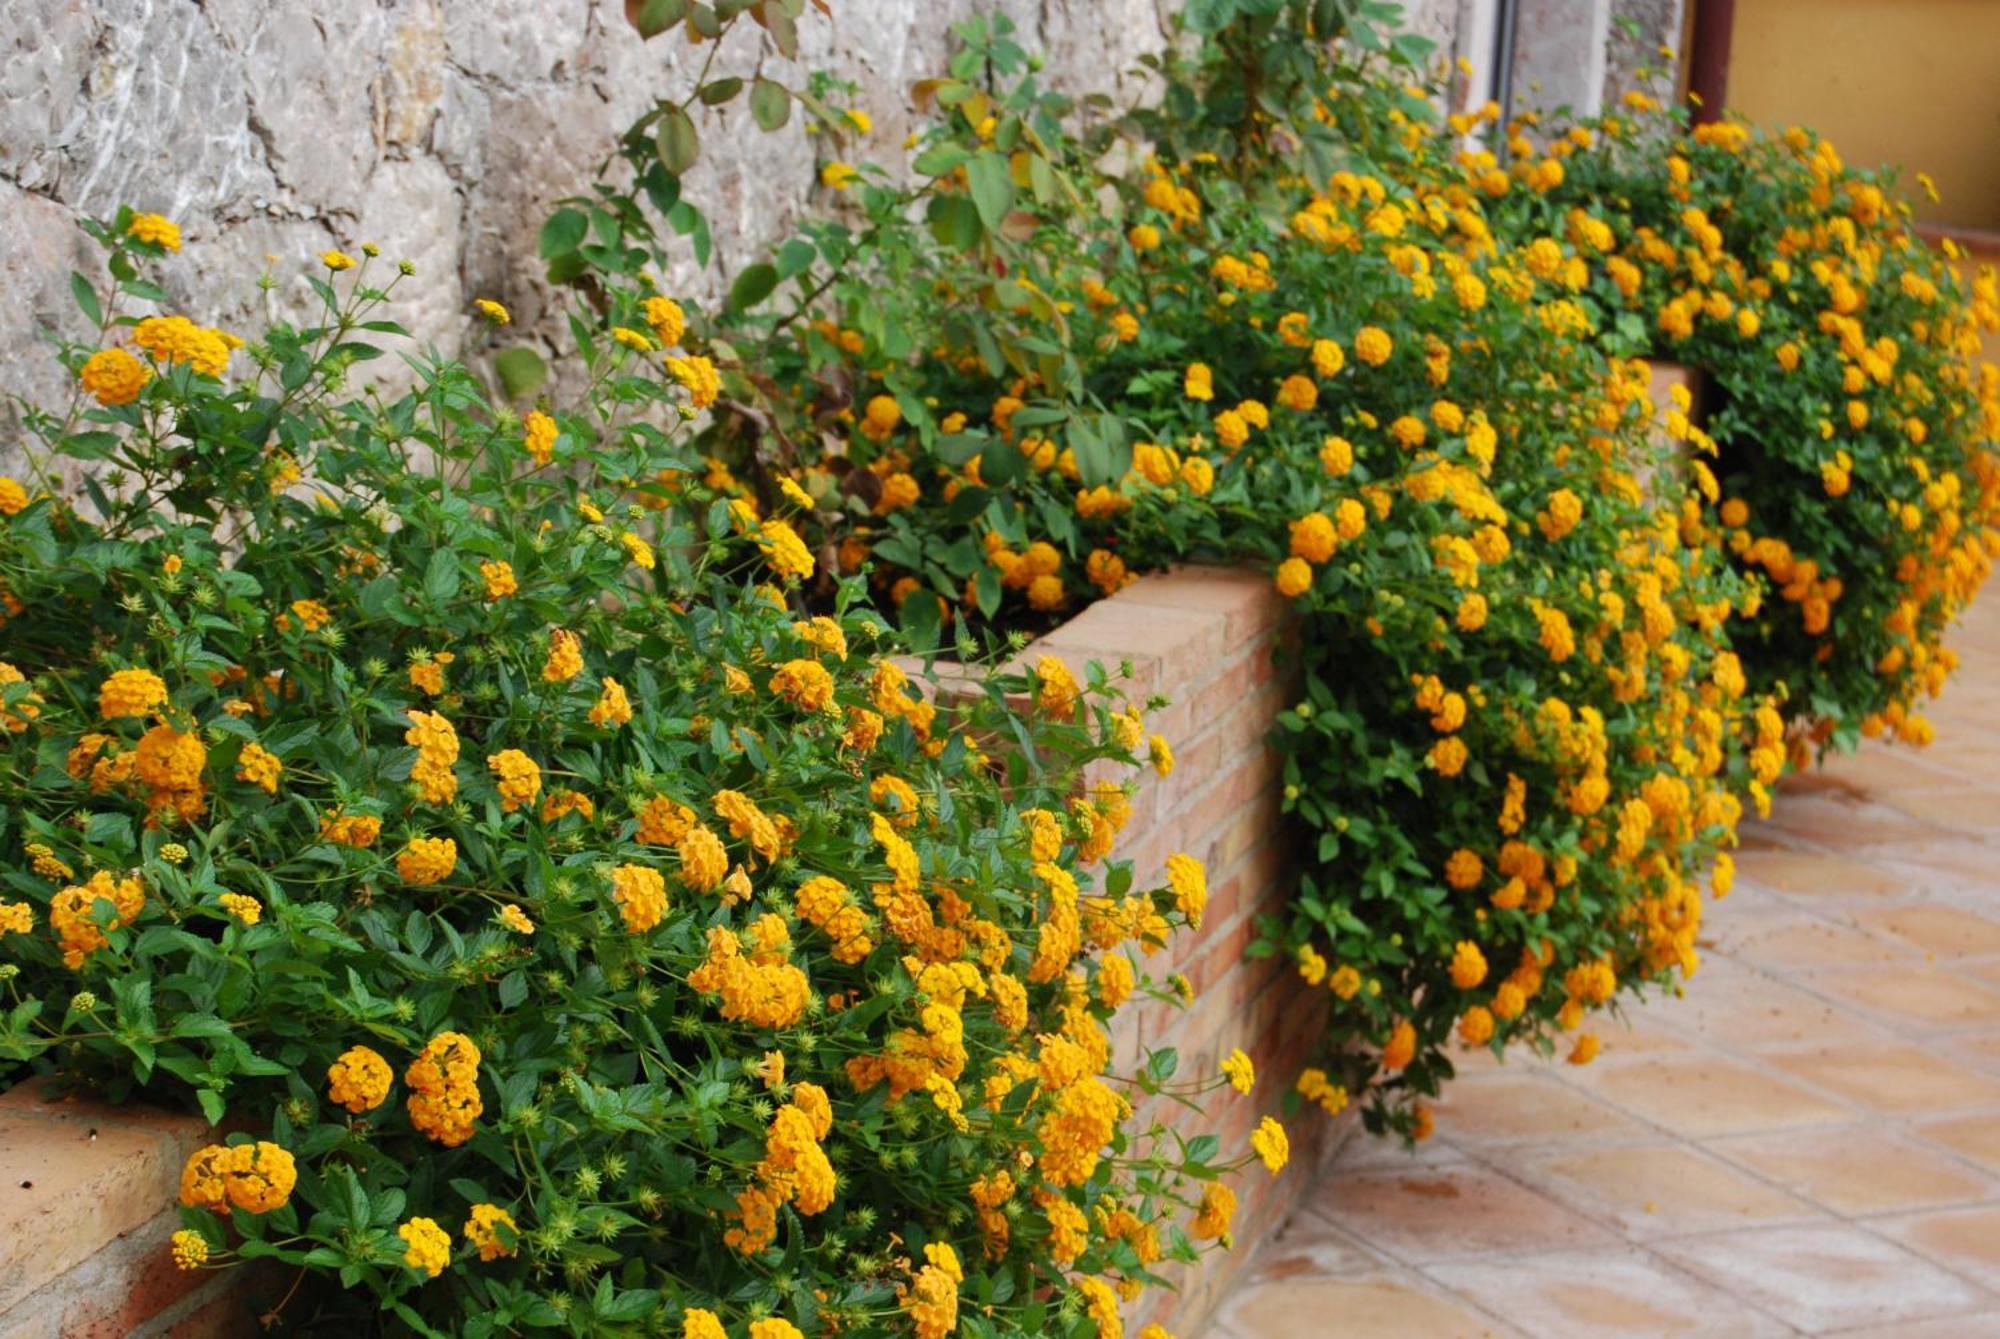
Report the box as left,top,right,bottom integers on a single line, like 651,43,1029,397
0,217,1267,1335
1465,98,2000,750
554,4,1771,1138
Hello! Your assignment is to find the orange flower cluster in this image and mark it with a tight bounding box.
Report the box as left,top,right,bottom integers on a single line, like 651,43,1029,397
405,1031,483,1147
725,1083,836,1254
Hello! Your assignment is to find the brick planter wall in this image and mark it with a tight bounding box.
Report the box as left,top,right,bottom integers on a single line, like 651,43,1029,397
0,562,1324,1339
0,1083,266,1338
927,563,1339,1334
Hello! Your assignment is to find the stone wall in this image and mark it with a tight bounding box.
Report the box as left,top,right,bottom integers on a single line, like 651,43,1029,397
0,0,1488,466
0,0,1689,466
1508,0,1689,118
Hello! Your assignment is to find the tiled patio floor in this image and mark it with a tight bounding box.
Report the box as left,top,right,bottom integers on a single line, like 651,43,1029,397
1210,595,2000,1338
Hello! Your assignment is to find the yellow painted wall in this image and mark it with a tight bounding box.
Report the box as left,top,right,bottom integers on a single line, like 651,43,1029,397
1729,0,2000,233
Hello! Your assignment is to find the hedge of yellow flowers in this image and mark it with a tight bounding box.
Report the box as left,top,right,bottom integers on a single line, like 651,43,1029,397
1457,97,2000,753
0,215,1271,1337
589,13,1757,1142
627,4,1985,1139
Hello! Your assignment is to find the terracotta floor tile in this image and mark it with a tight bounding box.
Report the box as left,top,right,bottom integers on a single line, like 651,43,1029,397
1649,963,1890,1051
1824,1313,2000,1339
1813,750,1975,801
1231,1212,1386,1285
1876,789,2000,837
1328,1132,1471,1174
1955,960,2000,992
1653,1223,1993,1332
1712,1126,1997,1216
1433,1072,1652,1148
1712,911,1912,969
1733,848,1908,899
1302,1163,1613,1264
1424,1248,1794,1338
1211,1275,1517,1339
1873,1203,2000,1278
1854,904,2000,957
1917,1113,2000,1174
1757,790,1952,851
1570,1013,1705,1060
1807,967,2000,1031
1957,1031,2000,1078
1524,1140,1821,1237
1580,1056,1850,1136
1765,1043,2000,1115
1875,839,2000,895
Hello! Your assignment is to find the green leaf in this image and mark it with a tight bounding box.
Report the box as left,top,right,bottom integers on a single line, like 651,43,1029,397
759,4,799,58
926,195,983,251
70,272,103,326
629,0,689,37
966,153,1015,232
657,107,700,175
933,432,989,466
750,77,792,131
494,347,548,400
979,438,1026,487
944,485,990,526
86,811,134,849
62,431,121,461
424,550,461,606
697,76,744,105
539,208,588,259
774,238,816,279
912,143,971,177
338,1166,370,1230
726,262,779,313
1184,0,1242,34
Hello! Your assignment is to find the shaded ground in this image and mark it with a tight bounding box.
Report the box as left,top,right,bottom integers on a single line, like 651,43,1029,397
1211,594,2000,1338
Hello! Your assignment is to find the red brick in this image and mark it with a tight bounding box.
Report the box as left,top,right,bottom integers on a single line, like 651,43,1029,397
1185,909,1264,997
54,1212,212,1339
1191,652,1284,732
1021,627,1166,697
1033,600,1229,692
1164,726,1229,806
1115,564,1292,643
0,1085,206,1316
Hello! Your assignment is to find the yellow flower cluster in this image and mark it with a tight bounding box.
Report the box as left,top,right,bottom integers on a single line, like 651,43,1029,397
690,917,811,1028
49,870,145,968
178,1140,297,1214
405,1031,483,1147
725,1083,836,1253
327,1044,394,1113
